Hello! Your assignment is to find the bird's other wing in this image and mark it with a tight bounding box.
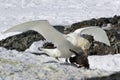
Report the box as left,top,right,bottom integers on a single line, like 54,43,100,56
2,20,77,54
74,26,111,46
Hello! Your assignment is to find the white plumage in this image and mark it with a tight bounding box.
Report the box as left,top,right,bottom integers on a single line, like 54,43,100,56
2,20,110,58
74,27,110,46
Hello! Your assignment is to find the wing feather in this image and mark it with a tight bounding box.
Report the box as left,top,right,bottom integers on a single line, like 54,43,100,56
74,26,110,46
2,20,77,55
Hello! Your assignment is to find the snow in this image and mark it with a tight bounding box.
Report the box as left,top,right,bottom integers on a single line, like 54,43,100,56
0,47,115,80
89,54,120,72
0,0,120,31
0,32,21,40
26,41,120,72
0,0,120,79
25,40,45,53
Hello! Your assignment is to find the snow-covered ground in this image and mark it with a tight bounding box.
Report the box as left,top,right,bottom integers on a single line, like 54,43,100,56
0,47,116,80
0,0,120,80
26,41,120,72
0,0,120,31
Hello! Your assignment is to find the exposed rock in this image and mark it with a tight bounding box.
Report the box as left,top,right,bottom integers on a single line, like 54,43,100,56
0,26,65,51
0,47,118,80
81,34,116,55
69,15,120,32
89,41,116,55
0,15,120,56
87,72,120,80
0,30,45,51
0,16,120,79
69,15,120,55
53,25,65,33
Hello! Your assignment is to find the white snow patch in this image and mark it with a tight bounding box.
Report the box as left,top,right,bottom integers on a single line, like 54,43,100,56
0,47,115,79
25,40,45,53
0,32,21,40
89,54,120,72
0,0,120,31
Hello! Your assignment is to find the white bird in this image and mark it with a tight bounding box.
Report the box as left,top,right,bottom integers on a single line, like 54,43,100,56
2,20,110,58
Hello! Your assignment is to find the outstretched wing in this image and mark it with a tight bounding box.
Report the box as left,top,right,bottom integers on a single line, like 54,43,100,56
2,20,77,55
74,26,110,46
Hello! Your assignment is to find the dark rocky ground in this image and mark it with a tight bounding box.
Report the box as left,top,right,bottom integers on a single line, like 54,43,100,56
87,72,120,80
0,15,120,55
0,26,64,51
68,15,120,55
0,30,45,51
68,15,120,32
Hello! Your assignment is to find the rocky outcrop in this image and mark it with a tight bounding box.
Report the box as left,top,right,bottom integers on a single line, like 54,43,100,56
69,15,120,55
0,25,64,51
0,15,120,55
0,30,45,51
69,15,120,32
0,16,120,80
87,72,120,80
